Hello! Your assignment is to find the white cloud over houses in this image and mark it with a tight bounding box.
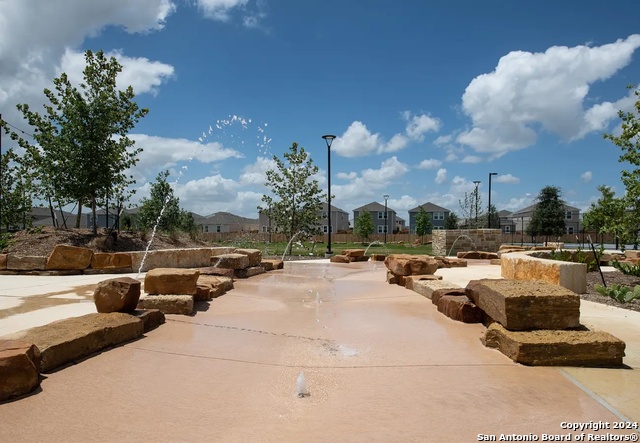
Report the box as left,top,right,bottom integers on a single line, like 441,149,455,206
494,174,520,184
581,171,593,183
457,35,640,157
435,168,447,184
331,156,409,204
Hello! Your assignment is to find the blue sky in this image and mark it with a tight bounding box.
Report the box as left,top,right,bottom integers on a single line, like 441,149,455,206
1,0,639,224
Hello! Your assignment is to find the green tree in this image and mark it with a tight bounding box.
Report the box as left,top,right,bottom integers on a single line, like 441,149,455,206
258,142,326,254
444,212,459,230
354,211,374,242
415,207,433,241
485,204,500,229
137,171,186,233
582,185,629,250
527,186,566,242
459,189,483,228
6,49,148,234
0,148,32,230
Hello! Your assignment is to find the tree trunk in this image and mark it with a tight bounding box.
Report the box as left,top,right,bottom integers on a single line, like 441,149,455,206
47,196,57,228
75,198,83,229
91,193,98,235
57,200,68,229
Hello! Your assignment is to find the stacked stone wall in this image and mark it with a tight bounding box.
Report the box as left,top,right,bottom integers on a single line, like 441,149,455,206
432,229,501,256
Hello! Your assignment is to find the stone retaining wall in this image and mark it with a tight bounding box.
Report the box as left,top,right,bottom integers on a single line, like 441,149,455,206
432,229,502,256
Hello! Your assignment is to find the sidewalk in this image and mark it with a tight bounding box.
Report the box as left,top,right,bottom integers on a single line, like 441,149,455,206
0,261,638,442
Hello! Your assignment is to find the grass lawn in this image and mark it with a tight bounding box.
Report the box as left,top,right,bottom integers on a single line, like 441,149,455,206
217,239,433,257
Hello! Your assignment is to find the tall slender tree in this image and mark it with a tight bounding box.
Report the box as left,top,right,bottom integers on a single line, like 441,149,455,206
415,207,433,242
259,142,326,254
6,50,148,234
527,186,566,242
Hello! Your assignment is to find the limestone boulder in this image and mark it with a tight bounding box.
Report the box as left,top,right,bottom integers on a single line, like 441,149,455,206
144,268,199,295
330,255,350,264
437,295,484,323
456,251,499,260
0,340,41,401
404,274,443,290
137,295,194,315
261,259,284,271
466,279,580,331
195,275,228,301
483,323,626,367
91,252,133,270
370,254,386,261
235,266,265,279
93,277,142,313
386,271,397,285
234,248,263,267
384,254,439,276
0,254,7,270
4,313,143,373
213,253,249,270
342,249,365,258
196,266,235,278
7,255,46,271
45,245,93,270
132,309,165,332
411,279,461,299
431,288,467,305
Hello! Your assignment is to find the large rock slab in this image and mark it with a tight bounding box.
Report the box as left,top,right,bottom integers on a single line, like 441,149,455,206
5,313,143,373
411,279,461,299
404,274,443,291
501,252,587,294
233,248,262,267
0,340,41,401
456,251,499,260
45,245,93,270
195,275,228,301
437,295,484,323
93,277,141,313
466,279,580,331
144,268,199,295
330,255,350,263
137,295,194,315
235,266,265,279
130,247,235,272
384,254,439,276
195,266,235,278
212,253,249,270
0,254,7,270
6,255,46,271
431,288,468,305
342,249,365,258
131,309,165,332
482,323,626,367
91,252,133,270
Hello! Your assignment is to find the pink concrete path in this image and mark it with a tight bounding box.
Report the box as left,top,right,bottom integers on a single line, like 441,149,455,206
1,261,638,442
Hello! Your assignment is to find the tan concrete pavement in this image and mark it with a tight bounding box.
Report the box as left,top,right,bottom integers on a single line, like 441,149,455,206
0,260,638,442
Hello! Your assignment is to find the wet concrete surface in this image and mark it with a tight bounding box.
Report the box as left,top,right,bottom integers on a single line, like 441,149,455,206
1,261,639,442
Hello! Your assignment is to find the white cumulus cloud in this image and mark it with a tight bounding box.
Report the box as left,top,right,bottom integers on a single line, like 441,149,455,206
435,168,447,184
418,159,443,169
494,174,520,184
457,35,640,157
403,111,441,141
581,171,593,183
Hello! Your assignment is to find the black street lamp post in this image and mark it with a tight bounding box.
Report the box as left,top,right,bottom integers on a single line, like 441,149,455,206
322,135,336,257
473,180,481,228
488,172,497,228
383,194,389,244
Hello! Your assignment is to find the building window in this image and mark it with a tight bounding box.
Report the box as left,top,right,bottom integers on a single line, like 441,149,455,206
377,225,388,233
567,226,574,234
433,212,444,220
216,225,221,233
504,226,511,233
378,211,384,219
566,211,572,219
204,226,209,233
322,211,328,219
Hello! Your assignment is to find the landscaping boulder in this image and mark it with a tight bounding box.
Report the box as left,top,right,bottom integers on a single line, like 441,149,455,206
212,253,249,270
7,255,47,271
437,295,484,323
342,249,365,258
431,288,467,305
466,279,580,331
4,313,144,373
457,251,499,260
0,254,7,270
261,259,283,271
46,245,93,270
482,323,626,367
404,274,443,290
195,275,228,301
132,309,165,332
411,279,461,300
330,255,350,263
91,252,133,270
384,254,439,276
137,295,194,315
93,277,142,313
144,268,199,295
370,254,386,261
0,340,41,401
234,248,263,267
196,266,235,278
235,266,265,279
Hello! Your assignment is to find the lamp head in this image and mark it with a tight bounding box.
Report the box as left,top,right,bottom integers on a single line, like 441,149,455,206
322,134,336,148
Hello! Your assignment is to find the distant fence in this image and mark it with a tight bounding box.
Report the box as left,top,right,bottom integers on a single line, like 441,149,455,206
199,230,619,246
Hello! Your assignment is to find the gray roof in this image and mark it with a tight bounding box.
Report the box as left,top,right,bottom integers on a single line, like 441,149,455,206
352,201,396,213
202,211,258,224
321,202,348,214
511,203,579,217
408,202,451,213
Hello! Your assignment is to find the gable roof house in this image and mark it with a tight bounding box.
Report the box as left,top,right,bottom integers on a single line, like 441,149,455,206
352,201,397,234
408,202,452,233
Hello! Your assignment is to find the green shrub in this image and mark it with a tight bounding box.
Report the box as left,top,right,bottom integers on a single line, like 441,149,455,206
548,248,597,271
611,260,640,277
595,284,640,303
0,233,14,251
